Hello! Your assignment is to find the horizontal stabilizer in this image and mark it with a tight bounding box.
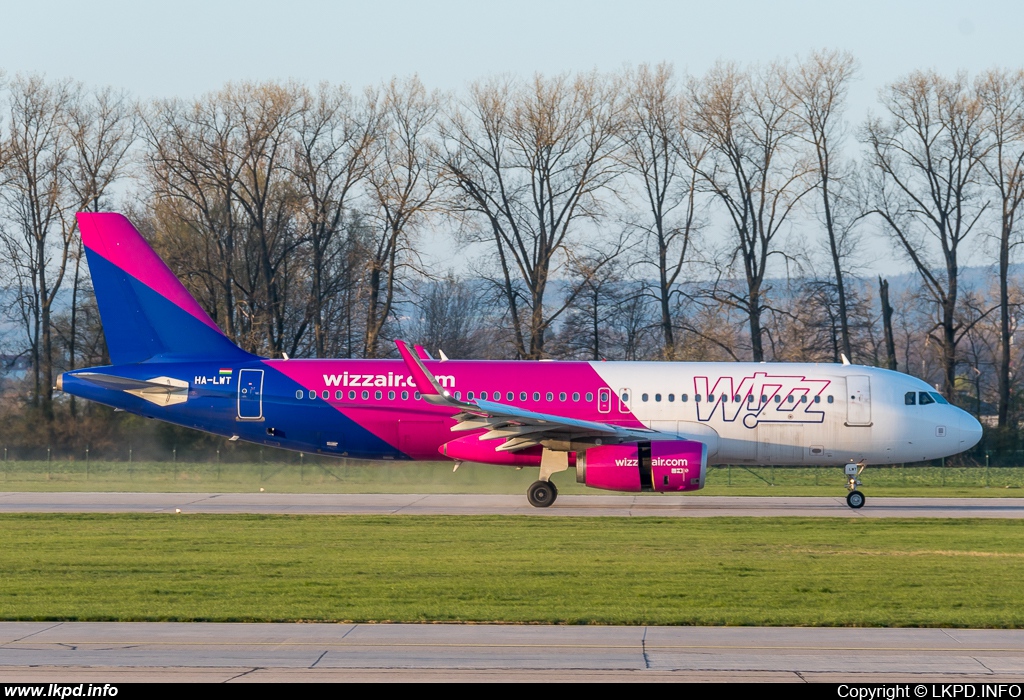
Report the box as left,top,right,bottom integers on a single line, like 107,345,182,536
76,373,189,406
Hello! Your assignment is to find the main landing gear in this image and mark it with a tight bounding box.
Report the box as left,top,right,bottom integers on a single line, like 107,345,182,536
526,449,568,508
845,462,866,509
528,480,558,508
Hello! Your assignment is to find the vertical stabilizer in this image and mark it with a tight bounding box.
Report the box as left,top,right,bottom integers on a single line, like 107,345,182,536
77,212,253,364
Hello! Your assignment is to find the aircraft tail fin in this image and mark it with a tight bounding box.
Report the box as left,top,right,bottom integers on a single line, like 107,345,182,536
77,212,253,364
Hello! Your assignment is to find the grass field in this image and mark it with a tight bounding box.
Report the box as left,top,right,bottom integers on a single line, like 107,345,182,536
2,459,1024,497
0,514,1022,627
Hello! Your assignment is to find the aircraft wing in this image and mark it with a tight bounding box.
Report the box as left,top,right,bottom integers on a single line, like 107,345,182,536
395,340,653,451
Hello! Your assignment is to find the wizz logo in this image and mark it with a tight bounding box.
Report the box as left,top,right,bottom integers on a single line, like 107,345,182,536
693,372,831,429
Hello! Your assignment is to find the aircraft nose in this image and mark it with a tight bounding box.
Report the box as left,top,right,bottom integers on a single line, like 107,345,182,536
959,411,983,450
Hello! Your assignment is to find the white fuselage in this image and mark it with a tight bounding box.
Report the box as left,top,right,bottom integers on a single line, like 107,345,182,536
591,363,983,465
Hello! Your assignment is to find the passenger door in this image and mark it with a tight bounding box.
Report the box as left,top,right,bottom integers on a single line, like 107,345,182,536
846,375,872,426
237,369,264,421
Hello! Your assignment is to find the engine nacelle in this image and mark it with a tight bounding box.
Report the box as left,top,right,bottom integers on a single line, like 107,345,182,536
577,440,707,493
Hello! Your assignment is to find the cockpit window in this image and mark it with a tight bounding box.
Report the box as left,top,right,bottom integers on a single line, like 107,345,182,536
905,391,916,405
930,392,949,405
919,392,935,405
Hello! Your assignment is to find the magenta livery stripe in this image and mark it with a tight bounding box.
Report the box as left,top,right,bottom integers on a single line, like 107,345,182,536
265,358,645,455
76,213,223,335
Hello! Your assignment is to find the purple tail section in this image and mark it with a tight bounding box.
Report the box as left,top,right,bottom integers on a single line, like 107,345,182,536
78,213,252,364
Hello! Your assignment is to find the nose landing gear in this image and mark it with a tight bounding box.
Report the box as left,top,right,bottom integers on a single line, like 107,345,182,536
845,462,866,509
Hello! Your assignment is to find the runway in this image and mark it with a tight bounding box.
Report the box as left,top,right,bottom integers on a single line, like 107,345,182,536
1,492,1023,517
2,623,1024,682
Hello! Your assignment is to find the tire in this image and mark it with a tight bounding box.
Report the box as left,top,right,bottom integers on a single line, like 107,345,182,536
846,490,865,509
527,480,557,508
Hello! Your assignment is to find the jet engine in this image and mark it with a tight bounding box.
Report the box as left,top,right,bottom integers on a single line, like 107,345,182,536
577,440,707,493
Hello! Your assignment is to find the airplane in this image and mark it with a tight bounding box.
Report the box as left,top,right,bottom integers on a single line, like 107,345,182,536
56,213,984,509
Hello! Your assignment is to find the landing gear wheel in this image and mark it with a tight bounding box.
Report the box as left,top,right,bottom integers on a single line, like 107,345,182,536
846,490,865,509
527,480,558,508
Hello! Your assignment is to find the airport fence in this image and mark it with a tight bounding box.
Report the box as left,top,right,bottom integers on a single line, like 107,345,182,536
2,452,1024,492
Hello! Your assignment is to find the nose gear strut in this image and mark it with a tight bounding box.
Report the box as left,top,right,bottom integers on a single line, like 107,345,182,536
845,461,866,508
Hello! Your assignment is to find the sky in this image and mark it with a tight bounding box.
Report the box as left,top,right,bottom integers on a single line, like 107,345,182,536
3,0,1022,276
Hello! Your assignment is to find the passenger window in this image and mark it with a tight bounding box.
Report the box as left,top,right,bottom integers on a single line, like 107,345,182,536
468,391,474,400
586,392,593,402
734,394,741,402
668,393,675,402
905,391,916,405
532,392,540,401
322,390,329,400
814,395,821,403
348,390,356,400
931,392,949,405
295,390,303,399
774,395,781,403
721,395,728,403
309,390,316,399
761,395,768,402
919,392,935,405
560,392,567,401
708,394,714,402
507,392,514,401
642,393,649,402
520,392,527,401
695,395,701,403
787,395,794,403
681,394,688,402
827,396,834,404
570,392,578,401
655,393,662,402
546,392,553,401
401,391,409,400
374,390,382,400
335,390,343,400
747,395,754,403
361,390,369,400
414,391,422,400
388,390,396,400
800,395,807,403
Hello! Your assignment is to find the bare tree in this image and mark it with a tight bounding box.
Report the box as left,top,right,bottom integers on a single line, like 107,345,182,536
63,86,137,413
143,82,304,356
619,63,707,359
0,75,76,420
864,71,991,398
407,273,492,359
442,72,623,358
142,92,246,341
362,77,442,358
689,62,813,361
784,49,861,361
291,83,377,357
977,69,1024,427
878,276,898,370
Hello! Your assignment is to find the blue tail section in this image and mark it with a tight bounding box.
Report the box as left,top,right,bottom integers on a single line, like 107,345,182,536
78,212,253,364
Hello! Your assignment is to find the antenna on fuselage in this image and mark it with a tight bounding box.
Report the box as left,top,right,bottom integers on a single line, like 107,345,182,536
840,353,851,366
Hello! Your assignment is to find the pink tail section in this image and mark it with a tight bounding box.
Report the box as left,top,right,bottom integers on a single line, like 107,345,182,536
77,213,222,334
